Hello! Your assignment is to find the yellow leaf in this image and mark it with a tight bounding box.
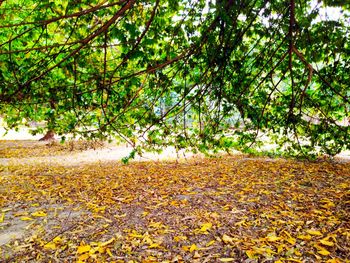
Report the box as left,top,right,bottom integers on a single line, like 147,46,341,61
149,221,164,228
100,237,115,247
200,222,213,232
285,259,302,263
53,236,63,244
182,245,190,252
0,212,4,223
326,259,342,263
114,213,127,218
246,250,256,259
266,235,281,242
78,253,89,261
170,200,178,206
14,212,29,217
98,246,106,254
297,234,312,241
219,258,235,262
320,239,334,247
129,231,143,238
338,183,348,189
206,240,216,247
189,244,198,252
253,246,267,255
286,237,296,245
265,247,276,255
277,244,285,253
149,243,161,249
31,211,47,217
275,261,283,263
320,199,335,209
210,212,219,218
20,216,34,221
235,220,246,226
318,249,331,256
44,242,56,250
77,244,91,254
106,248,113,257
142,235,153,245
222,234,236,244
306,230,322,236
174,236,187,242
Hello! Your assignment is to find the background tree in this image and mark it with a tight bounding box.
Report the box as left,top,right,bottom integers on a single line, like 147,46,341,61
0,0,349,158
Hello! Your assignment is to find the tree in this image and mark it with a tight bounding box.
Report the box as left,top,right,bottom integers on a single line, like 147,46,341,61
0,0,349,157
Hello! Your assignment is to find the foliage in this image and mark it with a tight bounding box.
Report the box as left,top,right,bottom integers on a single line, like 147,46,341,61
0,0,349,157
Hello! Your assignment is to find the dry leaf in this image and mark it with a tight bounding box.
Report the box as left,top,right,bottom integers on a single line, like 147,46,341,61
77,244,91,254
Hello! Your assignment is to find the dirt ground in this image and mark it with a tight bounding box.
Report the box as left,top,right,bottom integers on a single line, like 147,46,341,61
0,127,350,262
0,128,199,253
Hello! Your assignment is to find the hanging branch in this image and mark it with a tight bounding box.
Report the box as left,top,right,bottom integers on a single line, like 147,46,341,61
292,46,314,113
23,0,137,86
108,0,160,86
287,0,296,124
0,1,126,29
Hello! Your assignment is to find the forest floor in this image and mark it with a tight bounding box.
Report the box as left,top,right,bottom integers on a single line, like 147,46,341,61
0,132,349,262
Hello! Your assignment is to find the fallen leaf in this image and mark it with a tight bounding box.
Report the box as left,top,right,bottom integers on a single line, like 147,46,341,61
20,216,34,221
31,211,47,217
53,236,63,244
326,259,342,263
206,240,216,247
149,243,161,249
286,237,296,245
319,239,334,247
44,242,56,250
318,249,331,256
174,235,187,242
222,234,236,244
219,258,235,262
0,212,4,223
297,234,312,241
266,235,281,242
189,244,198,252
78,253,89,261
77,244,91,254
246,250,256,259
100,237,115,247
106,248,113,257
285,259,302,263
306,230,322,236
200,222,212,232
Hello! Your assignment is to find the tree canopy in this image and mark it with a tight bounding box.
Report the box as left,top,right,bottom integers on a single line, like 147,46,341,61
0,0,349,158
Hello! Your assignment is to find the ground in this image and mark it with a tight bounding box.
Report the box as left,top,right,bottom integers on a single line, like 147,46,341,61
0,130,349,262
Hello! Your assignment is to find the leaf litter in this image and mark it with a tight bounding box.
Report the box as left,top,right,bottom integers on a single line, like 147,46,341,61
0,142,349,262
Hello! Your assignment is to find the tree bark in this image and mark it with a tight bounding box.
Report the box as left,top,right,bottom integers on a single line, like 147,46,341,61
39,130,55,141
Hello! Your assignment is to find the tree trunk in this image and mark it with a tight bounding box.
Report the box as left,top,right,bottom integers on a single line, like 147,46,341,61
39,130,55,141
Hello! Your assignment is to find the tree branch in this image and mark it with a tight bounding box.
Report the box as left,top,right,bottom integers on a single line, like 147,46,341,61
23,0,137,86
